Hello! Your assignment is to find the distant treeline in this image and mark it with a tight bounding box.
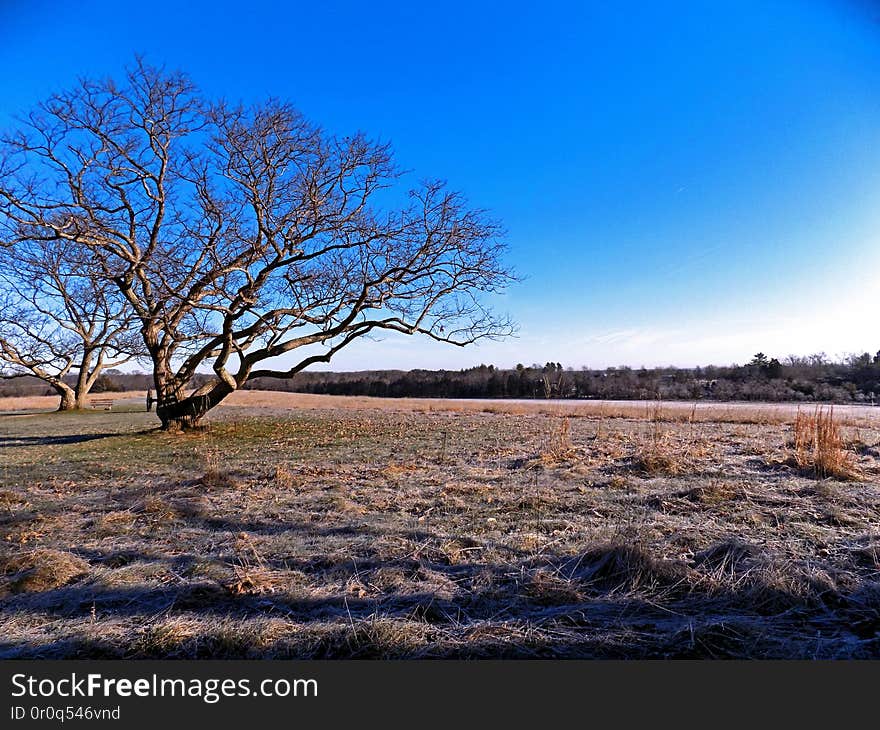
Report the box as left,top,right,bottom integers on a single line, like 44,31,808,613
4,351,880,404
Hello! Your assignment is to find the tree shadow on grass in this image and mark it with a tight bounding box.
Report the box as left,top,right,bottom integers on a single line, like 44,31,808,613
4,481,880,660
3,537,880,658
0,428,159,448
0,432,123,447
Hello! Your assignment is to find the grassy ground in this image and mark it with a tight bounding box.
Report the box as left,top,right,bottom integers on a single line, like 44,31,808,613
1,393,879,658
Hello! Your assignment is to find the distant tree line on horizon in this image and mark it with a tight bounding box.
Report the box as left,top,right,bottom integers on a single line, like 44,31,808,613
3,351,880,404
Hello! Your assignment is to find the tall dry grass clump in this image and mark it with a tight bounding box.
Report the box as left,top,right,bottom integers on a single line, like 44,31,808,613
791,406,860,481
634,401,682,476
199,446,240,489
538,417,577,464
224,532,290,596
1,549,89,595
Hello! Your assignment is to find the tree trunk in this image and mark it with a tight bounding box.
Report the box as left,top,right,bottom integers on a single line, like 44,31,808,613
156,382,234,431
74,351,94,410
56,385,77,411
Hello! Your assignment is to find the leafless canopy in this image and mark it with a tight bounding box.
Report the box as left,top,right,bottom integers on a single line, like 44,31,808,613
0,232,135,409
0,60,515,426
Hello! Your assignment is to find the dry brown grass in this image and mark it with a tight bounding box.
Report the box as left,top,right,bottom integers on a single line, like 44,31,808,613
223,531,295,596
633,402,685,476
4,389,880,428
540,418,577,463
0,549,89,595
134,494,181,522
200,467,240,489
217,391,878,427
791,406,861,481
95,510,137,536
682,481,739,505
273,464,297,488
195,446,242,489
2,400,880,658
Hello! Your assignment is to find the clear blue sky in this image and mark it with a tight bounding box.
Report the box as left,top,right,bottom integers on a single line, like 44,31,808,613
2,0,880,370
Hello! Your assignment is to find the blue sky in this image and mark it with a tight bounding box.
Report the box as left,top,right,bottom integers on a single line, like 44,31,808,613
2,0,880,370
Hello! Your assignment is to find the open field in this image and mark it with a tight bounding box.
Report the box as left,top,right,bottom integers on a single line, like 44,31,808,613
5,390,880,424
1,391,880,658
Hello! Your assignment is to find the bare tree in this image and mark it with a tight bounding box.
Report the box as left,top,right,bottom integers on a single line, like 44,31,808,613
0,235,135,410
0,61,515,429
